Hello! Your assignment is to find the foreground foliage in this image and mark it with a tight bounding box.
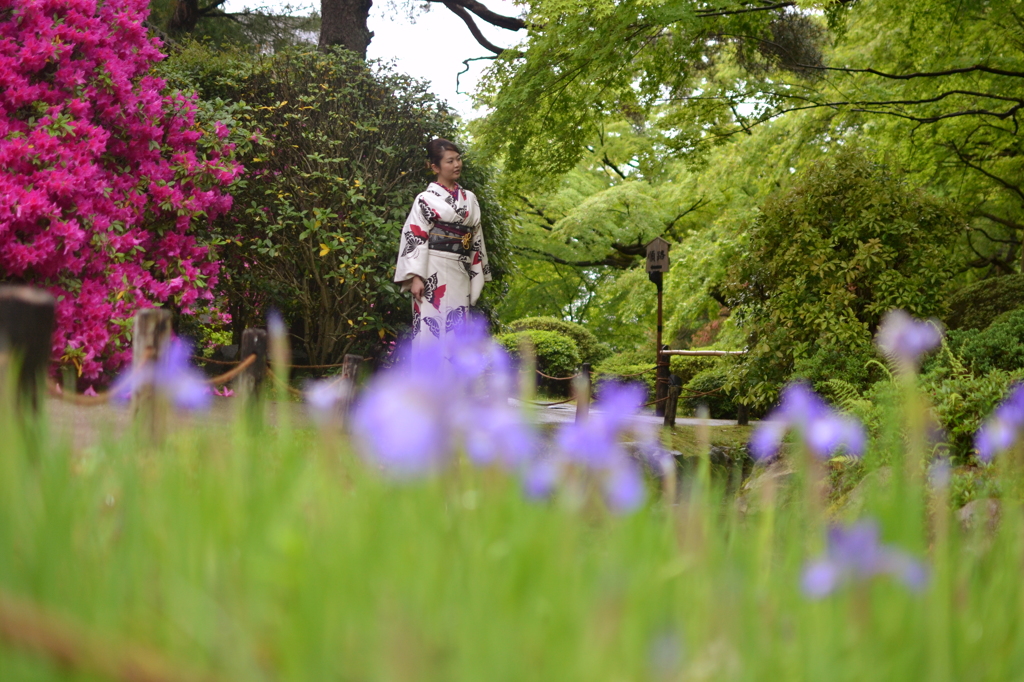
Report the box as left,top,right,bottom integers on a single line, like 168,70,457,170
5,366,1024,680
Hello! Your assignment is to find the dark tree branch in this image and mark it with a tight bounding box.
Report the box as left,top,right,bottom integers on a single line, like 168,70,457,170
602,154,627,180
796,62,1024,81
666,197,710,232
972,225,1021,246
978,210,1024,233
447,0,525,31
950,143,1024,204
516,246,636,268
967,231,1016,273
197,0,230,16
442,0,505,55
517,194,559,230
694,0,855,19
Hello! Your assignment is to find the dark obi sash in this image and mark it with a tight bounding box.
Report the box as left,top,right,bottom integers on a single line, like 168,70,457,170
428,221,474,256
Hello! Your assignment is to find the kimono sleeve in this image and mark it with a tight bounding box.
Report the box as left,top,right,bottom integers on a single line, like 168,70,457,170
470,195,492,283
394,202,430,292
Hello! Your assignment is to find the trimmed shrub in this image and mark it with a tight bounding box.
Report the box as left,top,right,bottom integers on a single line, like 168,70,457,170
594,351,656,397
946,275,1024,331
669,354,718,386
497,330,581,389
947,309,1024,374
683,367,738,419
508,316,610,365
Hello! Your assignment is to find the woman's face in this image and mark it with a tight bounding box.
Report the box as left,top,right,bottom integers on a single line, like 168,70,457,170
432,149,462,183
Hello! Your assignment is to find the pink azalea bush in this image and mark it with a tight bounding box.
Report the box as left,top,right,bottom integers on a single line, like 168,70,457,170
0,0,241,383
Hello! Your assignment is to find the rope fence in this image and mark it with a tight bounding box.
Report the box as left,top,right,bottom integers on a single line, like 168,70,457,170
0,587,219,682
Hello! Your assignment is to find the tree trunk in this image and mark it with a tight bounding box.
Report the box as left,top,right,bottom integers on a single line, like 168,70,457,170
319,0,373,57
167,0,200,35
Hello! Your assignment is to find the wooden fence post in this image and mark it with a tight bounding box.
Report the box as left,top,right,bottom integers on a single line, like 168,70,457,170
736,403,750,426
337,354,362,425
238,328,267,398
574,363,591,423
664,384,680,428
0,286,56,412
132,308,171,434
655,344,670,417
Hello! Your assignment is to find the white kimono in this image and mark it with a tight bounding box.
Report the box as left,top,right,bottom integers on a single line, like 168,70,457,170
394,183,491,345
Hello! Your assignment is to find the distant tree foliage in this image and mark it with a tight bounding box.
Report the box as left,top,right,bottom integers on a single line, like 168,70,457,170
727,150,963,407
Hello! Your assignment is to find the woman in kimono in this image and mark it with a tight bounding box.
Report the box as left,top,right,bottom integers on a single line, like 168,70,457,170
394,138,491,346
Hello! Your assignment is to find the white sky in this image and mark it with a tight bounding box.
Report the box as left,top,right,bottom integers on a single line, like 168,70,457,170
221,0,524,119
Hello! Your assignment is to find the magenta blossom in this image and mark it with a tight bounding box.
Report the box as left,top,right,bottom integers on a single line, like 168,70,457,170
0,0,241,382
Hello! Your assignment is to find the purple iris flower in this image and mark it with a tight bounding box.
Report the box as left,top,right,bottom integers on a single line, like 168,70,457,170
875,310,942,368
350,333,536,477
351,367,452,477
533,382,651,513
802,520,928,598
974,383,1024,463
749,383,866,461
304,378,350,426
110,338,210,411
603,459,646,513
523,457,562,500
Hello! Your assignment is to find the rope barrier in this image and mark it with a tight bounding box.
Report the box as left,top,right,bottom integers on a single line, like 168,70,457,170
0,588,220,682
191,355,364,370
204,354,255,386
528,397,575,407
267,368,303,397
642,395,669,408
47,381,114,406
534,369,580,381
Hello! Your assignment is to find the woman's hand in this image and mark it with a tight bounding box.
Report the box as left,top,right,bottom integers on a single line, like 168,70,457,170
409,275,425,302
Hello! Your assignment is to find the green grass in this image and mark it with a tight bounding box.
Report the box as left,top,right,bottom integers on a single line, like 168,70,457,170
2,393,1024,682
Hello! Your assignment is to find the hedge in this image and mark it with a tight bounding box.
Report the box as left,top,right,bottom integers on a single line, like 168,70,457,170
497,330,581,392
507,316,610,365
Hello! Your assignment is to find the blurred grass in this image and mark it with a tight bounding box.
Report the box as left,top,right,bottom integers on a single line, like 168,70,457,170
1,397,1023,682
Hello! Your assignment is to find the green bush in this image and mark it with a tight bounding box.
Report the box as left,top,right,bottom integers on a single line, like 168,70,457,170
683,367,738,419
947,309,1024,374
507,317,610,365
669,355,718,386
498,330,581,390
726,149,962,409
162,44,510,366
924,365,1022,462
594,351,657,397
946,275,1024,330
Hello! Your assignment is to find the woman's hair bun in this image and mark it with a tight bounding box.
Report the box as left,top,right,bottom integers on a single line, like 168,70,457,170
427,138,460,167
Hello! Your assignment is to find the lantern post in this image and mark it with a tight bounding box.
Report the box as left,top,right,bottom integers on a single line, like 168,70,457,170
645,237,670,416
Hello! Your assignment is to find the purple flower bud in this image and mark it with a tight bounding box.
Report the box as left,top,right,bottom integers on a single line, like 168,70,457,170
975,383,1024,463
875,310,942,367
304,378,349,426
749,383,866,461
523,458,561,500
801,520,927,598
603,460,646,513
110,338,210,411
